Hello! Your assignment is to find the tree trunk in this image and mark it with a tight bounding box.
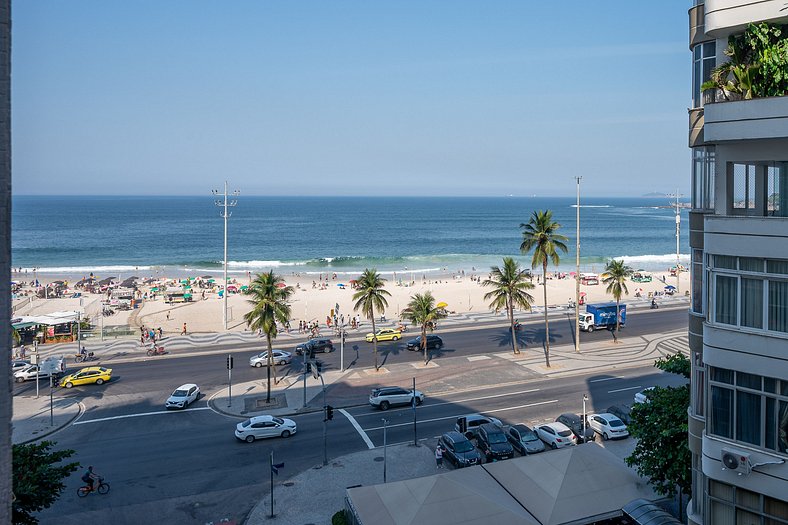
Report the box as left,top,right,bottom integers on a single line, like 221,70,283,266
371,311,378,371
542,261,550,367
266,333,273,403
268,333,278,385
422,324,428,364
615,297,620,339
509,297,519,354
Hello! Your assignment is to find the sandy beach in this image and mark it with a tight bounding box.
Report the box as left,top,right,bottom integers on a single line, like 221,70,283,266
12,267,690,338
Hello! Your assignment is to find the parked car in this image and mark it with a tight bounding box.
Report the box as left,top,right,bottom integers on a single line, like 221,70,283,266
634,387,655,404
506,424,546,455
59,367,112,388
535,422,576,449
234,415,297,442
439,431,482,468
365,329,402,342
455,413,502,439
14,364,60,383
294,338,334,356
556,413,595,443
249,350,292,367
405,335,444,351
12,360,30,373
588,413,630,440
165,383,200,409
477,423,515,462
369,386,424,410
606,404,632,425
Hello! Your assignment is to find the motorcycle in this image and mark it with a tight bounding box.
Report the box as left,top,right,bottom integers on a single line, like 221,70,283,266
650,301,659,310
513,320,523,331
74,351,96,363
146,345,167,356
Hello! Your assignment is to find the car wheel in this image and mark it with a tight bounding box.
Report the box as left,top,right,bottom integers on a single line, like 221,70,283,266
603,432,609,441
324,348,330,353
278,360,287,365
435,342,443,349
15,377,24,383
415,397,423,406
392,336,399,341
95,378,104,385
550,442,557,450
245,435,255,443
380,401,390,411
281,430,291,438
255,362,263,368
587,326,595,333
65,382,73,388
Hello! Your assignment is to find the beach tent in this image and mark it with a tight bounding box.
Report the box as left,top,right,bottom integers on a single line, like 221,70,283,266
436,302,449,309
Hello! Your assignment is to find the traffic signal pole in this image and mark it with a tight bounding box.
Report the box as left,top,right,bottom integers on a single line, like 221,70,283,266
227,354,234,408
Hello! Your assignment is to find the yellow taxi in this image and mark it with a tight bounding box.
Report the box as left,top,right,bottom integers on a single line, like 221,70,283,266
60,366,113,388
365,329,402,343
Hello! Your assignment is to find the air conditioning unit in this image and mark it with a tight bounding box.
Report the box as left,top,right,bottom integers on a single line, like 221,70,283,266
721,448,751,475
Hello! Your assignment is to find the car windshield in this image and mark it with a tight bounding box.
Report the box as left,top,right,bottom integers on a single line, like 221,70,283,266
488,432,508,444
523,431,539,442
609,418,625,428
454,440,474,453
172,390,188,397
272,417,285,425
558,429,573,438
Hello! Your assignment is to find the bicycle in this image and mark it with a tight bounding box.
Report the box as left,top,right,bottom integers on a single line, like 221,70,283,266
77,477,110,497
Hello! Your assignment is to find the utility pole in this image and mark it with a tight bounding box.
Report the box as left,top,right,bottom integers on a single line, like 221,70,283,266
213,182,239,330
575,176,582,353
667,190,684,294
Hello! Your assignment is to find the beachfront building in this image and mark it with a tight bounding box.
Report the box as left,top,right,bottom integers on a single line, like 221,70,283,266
686,1,788,523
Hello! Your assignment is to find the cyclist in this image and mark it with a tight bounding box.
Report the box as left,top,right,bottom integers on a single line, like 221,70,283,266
81,466,100,492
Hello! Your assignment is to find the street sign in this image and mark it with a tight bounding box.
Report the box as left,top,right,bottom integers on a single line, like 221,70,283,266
271,462,284,475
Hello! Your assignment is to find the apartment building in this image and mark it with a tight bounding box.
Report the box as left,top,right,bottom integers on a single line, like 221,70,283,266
687,1,788,524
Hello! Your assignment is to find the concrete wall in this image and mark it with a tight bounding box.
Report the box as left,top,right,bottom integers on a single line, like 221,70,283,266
704,97,788,143
705,0,788,37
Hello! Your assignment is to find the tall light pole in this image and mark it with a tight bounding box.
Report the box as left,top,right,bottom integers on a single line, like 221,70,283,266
668,190,683,294
575,176,582,353
213,182,239,330
582,394,588,444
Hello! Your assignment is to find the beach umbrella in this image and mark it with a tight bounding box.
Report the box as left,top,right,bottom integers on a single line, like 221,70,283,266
240,285,248,291
99,277,116,285
665,285,676,290
337,283,346,287
201,275,213,279
275,282,286,288
207,279,215,283
437,301,448,309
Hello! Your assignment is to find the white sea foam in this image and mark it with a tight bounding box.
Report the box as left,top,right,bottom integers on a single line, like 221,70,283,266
226,260,308,268
616,254,690,265
23,265,152,274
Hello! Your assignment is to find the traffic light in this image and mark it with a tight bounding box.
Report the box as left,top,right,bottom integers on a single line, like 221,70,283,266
226,356,234,370
325,405,334,421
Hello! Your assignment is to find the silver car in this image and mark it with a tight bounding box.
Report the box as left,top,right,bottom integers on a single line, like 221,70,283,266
369,387,424,410
249,350,292,367
235,415,297,442
507,424,546,454
165,383,200,409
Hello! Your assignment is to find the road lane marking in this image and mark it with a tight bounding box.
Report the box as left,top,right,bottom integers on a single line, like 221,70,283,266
607,385,642,394
73,406,212,425
589,376,626,383
351,388,542,418
363,399,559,431
339,408,375,449
467,355,490,361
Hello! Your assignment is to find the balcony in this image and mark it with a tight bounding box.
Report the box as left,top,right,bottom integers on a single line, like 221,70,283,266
704,215,788,259
703,95,788,142
705,0,788,37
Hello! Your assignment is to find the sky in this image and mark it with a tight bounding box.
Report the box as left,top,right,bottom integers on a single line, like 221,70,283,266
12,1,691,197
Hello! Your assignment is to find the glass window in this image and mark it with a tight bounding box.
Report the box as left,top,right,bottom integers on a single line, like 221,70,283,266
692,147,716,210
737,391,762,445
769,281,788,333
737,372,762,390
692,42,716,107
766,495,788,519
780,401,788,453
733,164,757,211
768,260,788,275
715,275,738,325
741,278,764,329
710,386,733,439
715,255,737,270
767,397,777,450
767,163,788,218
712,367,734,384
740,258,763,272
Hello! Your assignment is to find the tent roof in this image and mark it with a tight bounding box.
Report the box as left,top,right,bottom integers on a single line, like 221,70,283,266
484,443,658,525
13,311,79,327
347,465,540,525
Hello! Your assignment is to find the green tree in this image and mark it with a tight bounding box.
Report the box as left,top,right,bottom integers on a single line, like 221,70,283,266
519,210,568,367
482,257,535,355
244,271,294,403
626,353,691,501
352,269,391,371
601,259,634,337
12,441,79,525
402,291,447,364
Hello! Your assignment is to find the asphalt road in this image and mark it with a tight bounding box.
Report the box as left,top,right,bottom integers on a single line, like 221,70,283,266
29,309,688,524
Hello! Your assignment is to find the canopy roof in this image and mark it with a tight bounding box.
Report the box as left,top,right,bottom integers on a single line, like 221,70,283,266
13,311,79,328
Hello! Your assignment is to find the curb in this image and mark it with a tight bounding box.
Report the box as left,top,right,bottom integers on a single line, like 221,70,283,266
15,401,85,445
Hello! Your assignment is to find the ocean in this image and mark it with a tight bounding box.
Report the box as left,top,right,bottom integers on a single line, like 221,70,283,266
11,195,689,278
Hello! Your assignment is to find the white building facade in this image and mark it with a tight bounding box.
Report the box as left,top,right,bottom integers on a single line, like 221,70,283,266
687,1,788,524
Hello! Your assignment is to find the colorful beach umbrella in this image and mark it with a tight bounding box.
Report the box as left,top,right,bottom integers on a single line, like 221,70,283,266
436,302,448,309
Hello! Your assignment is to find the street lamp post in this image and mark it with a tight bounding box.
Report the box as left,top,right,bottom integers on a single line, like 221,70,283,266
582,394,588,444
382,417,389,483
575,176,582,353
213,182,239,331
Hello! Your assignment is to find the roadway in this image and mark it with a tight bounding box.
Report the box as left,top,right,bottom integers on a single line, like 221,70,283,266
27,308,688,524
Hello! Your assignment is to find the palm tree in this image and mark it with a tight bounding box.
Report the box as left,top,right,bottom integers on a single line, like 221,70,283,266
520,210,568,368
243,271,294,403
601,259,634,337
352,269,391,371
402,291,447,364
482,257,535,355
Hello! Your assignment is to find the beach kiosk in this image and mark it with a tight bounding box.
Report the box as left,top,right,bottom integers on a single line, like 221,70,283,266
164,287,193,304
12,311,81,345
580,273,599,285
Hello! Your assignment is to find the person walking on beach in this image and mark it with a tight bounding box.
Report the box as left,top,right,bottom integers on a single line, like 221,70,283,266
166,311,170,321
181,323,187,336
435,445,444,469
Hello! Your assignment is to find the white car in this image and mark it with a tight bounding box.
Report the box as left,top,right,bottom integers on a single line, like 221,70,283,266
12,360,30,373
369,387,424,410
535,422,576,449
588,413,630,440
165,383,200,409
634,387,655,404
14,364,60,383
249,350,292,367
235,415,297,442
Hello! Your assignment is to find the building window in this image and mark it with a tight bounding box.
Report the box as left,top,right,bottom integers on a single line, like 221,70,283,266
733,163,756,212
767,163,788,217
769,281,788,333
707,480,788,525
708,367,788,454
692,147,716,210
715,275,738,325
692,351,705,418
692,249,705,314
693,42,716,108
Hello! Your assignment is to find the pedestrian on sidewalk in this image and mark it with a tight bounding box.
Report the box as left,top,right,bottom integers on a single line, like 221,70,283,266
181,323,187,336
435,445,444,469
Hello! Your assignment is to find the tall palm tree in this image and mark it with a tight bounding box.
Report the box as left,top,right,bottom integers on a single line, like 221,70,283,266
352,269,390,371
243,271,294,403
520,210,568,368
402,291,447,364
601,259,634,337
482,257,535,355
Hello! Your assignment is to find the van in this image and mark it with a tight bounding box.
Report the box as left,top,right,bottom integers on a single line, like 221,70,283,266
455,413,503,439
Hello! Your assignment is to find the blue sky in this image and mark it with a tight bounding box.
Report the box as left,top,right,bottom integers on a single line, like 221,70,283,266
12,1,691,197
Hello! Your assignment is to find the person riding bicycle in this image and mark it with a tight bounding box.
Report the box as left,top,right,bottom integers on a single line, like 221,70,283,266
81,466,100,491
